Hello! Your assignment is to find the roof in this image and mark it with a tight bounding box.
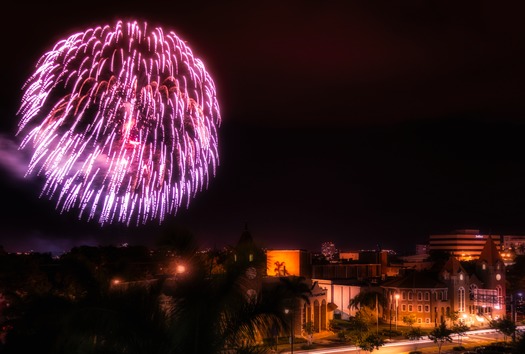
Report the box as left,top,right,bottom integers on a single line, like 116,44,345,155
381,271,448,290
477,235,504,266
441,255,467,275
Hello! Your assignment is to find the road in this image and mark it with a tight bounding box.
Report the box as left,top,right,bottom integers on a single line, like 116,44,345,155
283,326,524,354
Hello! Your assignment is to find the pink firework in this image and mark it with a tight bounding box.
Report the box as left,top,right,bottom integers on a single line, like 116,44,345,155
16,20,221,226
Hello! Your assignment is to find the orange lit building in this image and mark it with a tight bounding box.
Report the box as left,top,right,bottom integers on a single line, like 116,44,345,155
265,249,312,278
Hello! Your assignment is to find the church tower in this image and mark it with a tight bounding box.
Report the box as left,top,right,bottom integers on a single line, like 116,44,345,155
474,235,506,320
232,223,266,300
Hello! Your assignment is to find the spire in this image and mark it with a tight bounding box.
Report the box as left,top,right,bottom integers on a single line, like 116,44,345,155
238,222,253,246
478,235,503,265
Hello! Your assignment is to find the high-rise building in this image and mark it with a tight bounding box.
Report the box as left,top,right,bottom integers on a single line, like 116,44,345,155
428,229,501,261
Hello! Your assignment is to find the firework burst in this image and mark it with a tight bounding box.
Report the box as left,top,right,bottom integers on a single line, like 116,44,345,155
16,20,221,226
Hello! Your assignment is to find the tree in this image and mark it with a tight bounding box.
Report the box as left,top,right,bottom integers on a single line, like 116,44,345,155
490,316,517,343
402,314,417,328
428,321,453,354
349,290,387,311
349,290,387,334
358,333,385,353
302,321,315,345
405,326,424,352
451,322,469,345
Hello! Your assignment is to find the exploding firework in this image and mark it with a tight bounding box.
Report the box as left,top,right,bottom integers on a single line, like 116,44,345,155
16,20,221,226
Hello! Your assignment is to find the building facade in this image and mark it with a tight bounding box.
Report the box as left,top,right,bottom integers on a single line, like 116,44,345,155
381,236,506,327
428,229,501,261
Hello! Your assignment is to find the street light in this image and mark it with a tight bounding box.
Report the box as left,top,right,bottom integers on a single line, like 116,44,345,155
284,307,294,354
395,293,400,331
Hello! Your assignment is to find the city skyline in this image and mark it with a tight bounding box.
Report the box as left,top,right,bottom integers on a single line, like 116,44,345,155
2,2,525,254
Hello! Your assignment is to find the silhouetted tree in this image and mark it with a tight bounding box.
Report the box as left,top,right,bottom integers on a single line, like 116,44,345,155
428,321,453,354
490,316,517,343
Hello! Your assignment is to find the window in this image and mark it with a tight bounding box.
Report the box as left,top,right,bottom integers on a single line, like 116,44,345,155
417,292,423,301
402,291,407,300
459,273,464,280
482,263,486,270
402,304,406,311
424,292,430,301
249,254,253,262
458,287,465,312
417,318,422,323
418,305,423,312
496,285,503,307
408,292,413,300
469,284,478,301
408,305,413,312
425,305,430,312
425,318,430,324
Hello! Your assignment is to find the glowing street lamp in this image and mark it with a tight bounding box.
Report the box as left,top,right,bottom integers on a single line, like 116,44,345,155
175,264,186,275
395,293,400,331
284,307,294,354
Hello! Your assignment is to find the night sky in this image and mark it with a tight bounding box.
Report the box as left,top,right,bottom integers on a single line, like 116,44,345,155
1,1,525,255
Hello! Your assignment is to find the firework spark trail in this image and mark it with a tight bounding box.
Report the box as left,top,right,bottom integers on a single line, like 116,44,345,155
16,20,221,226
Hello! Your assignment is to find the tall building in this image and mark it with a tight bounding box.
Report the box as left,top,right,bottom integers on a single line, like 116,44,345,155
428,229,501,261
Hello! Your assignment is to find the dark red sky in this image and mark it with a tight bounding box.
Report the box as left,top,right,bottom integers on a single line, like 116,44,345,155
1,1,525,254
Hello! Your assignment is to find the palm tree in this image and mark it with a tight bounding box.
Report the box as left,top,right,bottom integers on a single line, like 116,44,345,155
349,289,387,333
349,289,387,312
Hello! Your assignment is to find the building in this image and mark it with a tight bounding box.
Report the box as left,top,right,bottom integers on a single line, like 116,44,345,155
502,235,525,255
266,249,312,278
382,270,449,327
339,251,359,261
314,279,362,320
312,263,381,282
381,236,506,327
428,229,501,261
265,248,333,336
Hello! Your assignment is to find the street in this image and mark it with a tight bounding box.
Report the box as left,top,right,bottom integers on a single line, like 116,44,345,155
282,326,524,354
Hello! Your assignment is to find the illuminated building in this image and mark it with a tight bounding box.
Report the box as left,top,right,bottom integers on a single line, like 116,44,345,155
428,229,501,261
381,236,506,327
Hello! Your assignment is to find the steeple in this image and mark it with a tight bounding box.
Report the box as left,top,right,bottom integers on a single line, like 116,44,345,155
478,235,503,265
238,222,253,246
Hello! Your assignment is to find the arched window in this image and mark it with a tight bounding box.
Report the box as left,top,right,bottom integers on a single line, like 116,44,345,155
496,285,503,308
458,287,465,312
